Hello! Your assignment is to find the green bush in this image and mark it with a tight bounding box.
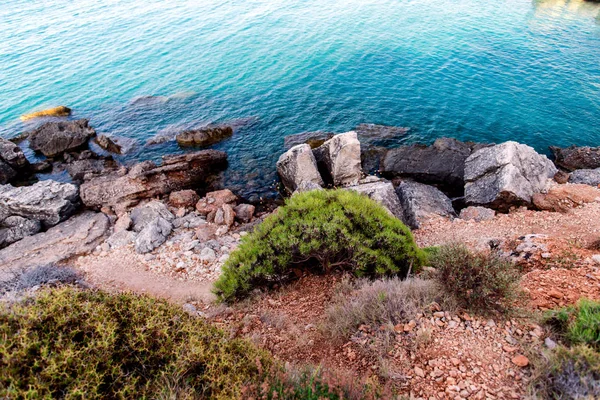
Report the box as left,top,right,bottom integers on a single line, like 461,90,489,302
214,189,425,302
0,287,273,399
534,345,600,399
429,243,520,314
545,299,600,349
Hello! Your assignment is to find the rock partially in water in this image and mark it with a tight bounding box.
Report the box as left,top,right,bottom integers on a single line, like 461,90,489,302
283,131,334,149
276,144,323,193
0,216,42,248
0,212,109,283
381,138,487,194
550,145,600,171
63,151,118,182
361,146,387,175
465,141,557,211
28,119,96,157
0,180,79,228
313,131,363,186
346,177,404,221
569,168,600,187
20,105,71,121
95,135,122,154
396,181,456,229
176,125,233,147
354,123,409,144
80,150,227,211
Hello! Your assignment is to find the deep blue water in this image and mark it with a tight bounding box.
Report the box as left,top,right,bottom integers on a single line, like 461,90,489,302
1,0,599,200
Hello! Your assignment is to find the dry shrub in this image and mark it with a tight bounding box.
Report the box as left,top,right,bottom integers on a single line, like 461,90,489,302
429,243,520,314
322,277,454,341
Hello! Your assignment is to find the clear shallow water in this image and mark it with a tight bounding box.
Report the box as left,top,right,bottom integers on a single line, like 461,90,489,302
1,0,599,200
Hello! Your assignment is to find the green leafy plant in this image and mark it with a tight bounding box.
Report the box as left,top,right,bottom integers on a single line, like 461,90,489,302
545,299,600,349
428,243,520,314
0,287,273,399
214,189,425,302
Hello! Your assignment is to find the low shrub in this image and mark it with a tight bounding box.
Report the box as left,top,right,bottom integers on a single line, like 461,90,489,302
428,243,520,314
214,189,425,302
16,264,82,290
534,345,600,399
323,277,455,341
0,287,273,399
545,298,600,349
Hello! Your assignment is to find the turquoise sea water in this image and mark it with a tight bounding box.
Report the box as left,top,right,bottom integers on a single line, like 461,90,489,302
1,0,600,199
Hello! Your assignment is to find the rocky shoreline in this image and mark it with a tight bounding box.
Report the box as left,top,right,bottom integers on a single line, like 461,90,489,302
2,116,600,285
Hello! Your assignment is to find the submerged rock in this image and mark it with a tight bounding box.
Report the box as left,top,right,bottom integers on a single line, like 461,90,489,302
381,138,487,194
550,145,600,171
95,135,122,154
313,131,363,186
0,180,79,228
354,123,409,144
569,168,600,187
20,105,71,121
396,181,456,229
80,150,227,211
276,144,323,193
176,125,233,147
465,142,557,211
283,131,334,149
0,212,109,282
28,119,96,157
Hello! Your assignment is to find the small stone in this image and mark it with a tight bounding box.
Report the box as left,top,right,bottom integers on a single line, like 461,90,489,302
592,255,600,265
511,355,529,367
414,366,425,378
548,289,563,299
545,337,557,349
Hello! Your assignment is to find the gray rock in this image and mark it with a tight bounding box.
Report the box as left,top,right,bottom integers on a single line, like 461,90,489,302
199,247,217,263
347,178,404,220
130,201,174,233
80,150,227,210
28,119,96,157
459,206,496,222
313,131,362,186
569,168,600,187
0,212,109,283
550,145,600,171
0,180,79,228
0,139,30,184
396,181,456,229
95,135,122,154
233,204,255,223
176,125,233,147
134,217,173,254
0,216,41,248
106,230,136,249
65,158,113,182
381,138,486,194
293,181,324,194
0,160,17,185
276,144,323,193
465,142,557,211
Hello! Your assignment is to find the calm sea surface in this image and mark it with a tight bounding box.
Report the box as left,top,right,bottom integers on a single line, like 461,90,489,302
1,0,599,199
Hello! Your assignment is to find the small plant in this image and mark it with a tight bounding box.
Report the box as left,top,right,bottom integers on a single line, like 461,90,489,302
322,277,454,341
428,243,520,314
214,189,426,302
545,299,600,349
0,287,273,399
533,345,600,399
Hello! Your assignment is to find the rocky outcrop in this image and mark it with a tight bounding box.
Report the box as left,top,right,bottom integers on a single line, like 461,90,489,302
134,217,173,254
313,131,362,186
0,139,30,184
283,131,334,149
459,206,496,222
532,184,600,212
550,145,600,171
20,106,71,121
176,125,233,147
0,180,79,228
381,138,487,194
464,142,557,211
28,119,96,157
396,181,456,229
0,212,109,282
95,135,122,154
130,201,175,232
347,177,404,220
276,144,323,193
169,190,200,208
569,168,600,187
80,150,227,211
0,216,41,248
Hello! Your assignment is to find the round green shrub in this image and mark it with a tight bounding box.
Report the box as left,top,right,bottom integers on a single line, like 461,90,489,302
214,189,425,302
0,287,273,399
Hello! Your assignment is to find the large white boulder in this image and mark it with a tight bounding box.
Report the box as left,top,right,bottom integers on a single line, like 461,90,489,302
276,144,323,193
313,131,362,186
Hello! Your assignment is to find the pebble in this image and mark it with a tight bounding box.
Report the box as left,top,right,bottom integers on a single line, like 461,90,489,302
511,355,529,367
